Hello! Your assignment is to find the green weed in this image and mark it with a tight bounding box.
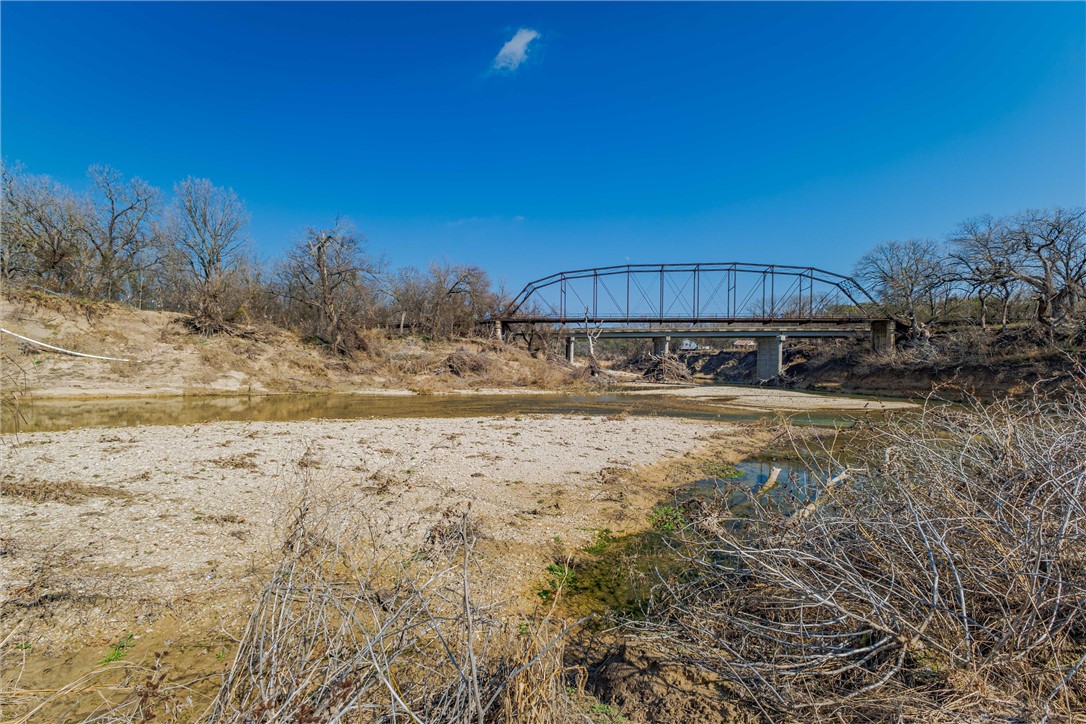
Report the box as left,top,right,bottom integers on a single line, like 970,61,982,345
648,504,685,532
538,561,576,601
702,459,743,480
584,528,614,554
100,633,135,664
588,701,627,723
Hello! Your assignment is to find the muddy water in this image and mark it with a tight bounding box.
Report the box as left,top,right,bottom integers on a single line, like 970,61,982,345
3,390,888,433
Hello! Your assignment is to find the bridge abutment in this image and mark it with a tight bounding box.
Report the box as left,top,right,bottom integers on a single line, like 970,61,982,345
870,319,895,352
756,335,784,380
652,336,671,356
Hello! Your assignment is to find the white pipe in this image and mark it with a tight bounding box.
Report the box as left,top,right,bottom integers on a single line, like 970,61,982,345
0,327,133,363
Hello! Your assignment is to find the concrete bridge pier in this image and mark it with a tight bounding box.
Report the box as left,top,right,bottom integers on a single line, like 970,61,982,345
870,319,895,352
756,335,785,380
652,336,671,356
565,337,576,364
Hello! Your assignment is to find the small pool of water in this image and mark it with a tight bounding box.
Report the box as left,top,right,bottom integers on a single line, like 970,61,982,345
674,457,848,520
678,459,813,498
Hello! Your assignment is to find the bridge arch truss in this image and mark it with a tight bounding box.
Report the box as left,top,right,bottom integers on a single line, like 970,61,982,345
499,262,884,326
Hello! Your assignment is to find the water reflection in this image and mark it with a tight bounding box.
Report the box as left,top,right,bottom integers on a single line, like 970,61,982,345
0,388,894,434
675,458,845,522
0,392,880,433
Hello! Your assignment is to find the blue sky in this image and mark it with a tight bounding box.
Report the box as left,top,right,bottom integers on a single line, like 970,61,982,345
3,2,1083,290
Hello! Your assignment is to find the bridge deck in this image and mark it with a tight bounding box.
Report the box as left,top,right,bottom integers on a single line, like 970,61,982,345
501,316,869,325
563,324,868,339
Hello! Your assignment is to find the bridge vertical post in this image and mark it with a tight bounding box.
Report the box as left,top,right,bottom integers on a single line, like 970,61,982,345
756,335,784,380
659,267,665,321
565,337,575,364
693,265,700,321
493,320,502,341
870,320,895,352
652,336,670,356
625,271,630,324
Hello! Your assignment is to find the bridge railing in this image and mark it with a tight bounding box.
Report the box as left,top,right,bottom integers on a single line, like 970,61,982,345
498,263,885,325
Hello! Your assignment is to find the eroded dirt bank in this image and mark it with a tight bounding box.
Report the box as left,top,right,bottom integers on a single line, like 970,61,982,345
1,292,583,398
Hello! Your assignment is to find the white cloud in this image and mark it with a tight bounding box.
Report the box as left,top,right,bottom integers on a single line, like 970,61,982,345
492,28,540,72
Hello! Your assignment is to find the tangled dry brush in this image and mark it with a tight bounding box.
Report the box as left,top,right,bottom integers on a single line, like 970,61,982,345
209,503,583,723
635,389,1086,720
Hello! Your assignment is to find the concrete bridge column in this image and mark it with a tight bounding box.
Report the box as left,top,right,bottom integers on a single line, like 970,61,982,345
493,320,503,341
870,320,895,352
652,336,671,356
565,337,576,364
756,335,784,380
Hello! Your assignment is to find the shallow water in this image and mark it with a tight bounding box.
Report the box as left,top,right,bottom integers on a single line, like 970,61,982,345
678,459,814,498
1,390,892,433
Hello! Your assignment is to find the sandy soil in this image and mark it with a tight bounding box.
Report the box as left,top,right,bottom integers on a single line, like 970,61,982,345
1,415,757,650
625,383,916,411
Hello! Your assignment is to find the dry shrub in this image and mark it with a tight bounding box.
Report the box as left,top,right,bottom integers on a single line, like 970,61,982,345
354,328,387,358
641,354,692,383
444,349,492,377
632,388,1086,720
209,496,582,722
515,357,582,390
181,313,263,341
387,349,435,377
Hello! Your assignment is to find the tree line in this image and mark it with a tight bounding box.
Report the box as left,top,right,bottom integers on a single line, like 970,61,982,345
853,207,1085,341
1,163,501,350
4,161,1082,352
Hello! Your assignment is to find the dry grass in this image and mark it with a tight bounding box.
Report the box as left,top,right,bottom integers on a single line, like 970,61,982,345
0,476,130,504
211,452,260,470
210,493,584,722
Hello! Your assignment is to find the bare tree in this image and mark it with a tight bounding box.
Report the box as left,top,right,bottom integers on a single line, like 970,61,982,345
1,163,89,294
853,239,951,339
427,262,496,338
949,215,1022,330
279,217,381,354
168,177,249,331
385,261,497,339
0,163,34,285
79,165,162,301
1001,208,1086,335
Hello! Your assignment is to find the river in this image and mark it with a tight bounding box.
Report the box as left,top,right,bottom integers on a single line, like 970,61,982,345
3,386,901,433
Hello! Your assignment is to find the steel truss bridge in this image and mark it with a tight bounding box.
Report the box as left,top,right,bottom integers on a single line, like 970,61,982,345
494,263,896,379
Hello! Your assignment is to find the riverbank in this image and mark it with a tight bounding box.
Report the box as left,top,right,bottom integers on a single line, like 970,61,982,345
678,334,1084,399
1,292,586,398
